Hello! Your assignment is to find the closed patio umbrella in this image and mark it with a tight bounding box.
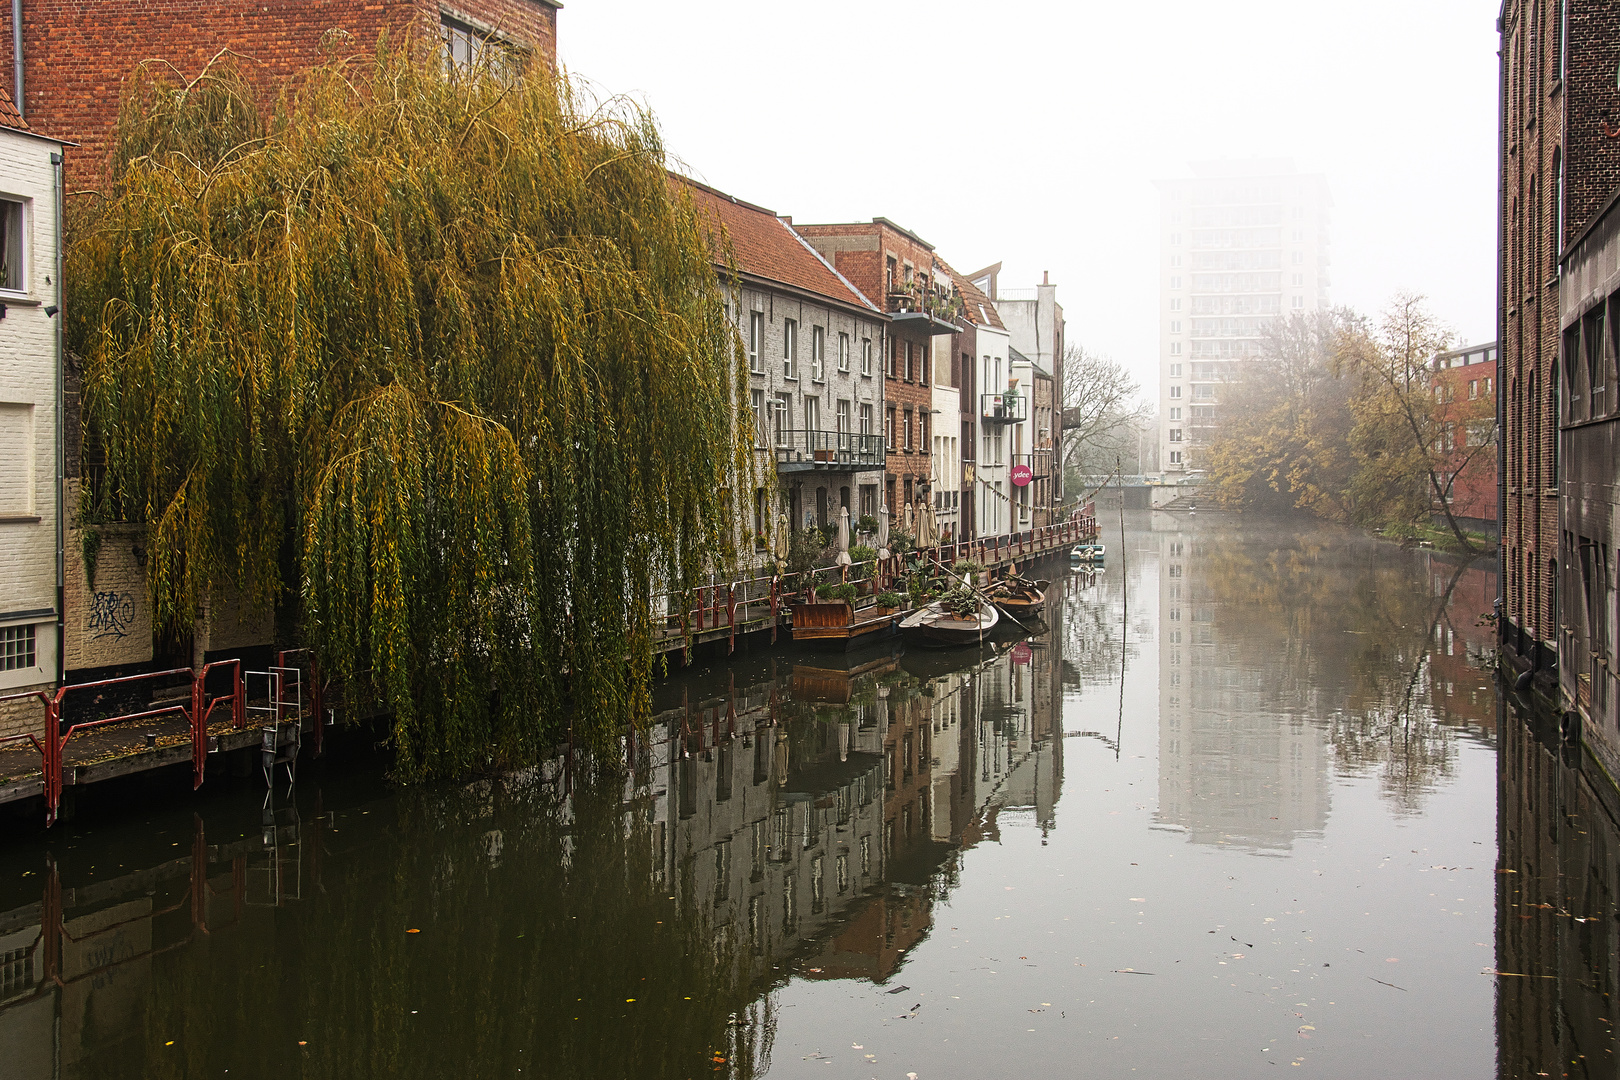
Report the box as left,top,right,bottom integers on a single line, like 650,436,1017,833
835,505,852,567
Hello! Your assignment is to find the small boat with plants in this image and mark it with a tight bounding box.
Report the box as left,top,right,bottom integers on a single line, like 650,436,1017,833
898,586,1000,648
790,584,907,650
985,573,1049,620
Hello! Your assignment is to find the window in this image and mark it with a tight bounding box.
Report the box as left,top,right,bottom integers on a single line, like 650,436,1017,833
0,625,34,671
1171,254,1182,267
783,319,798,378
1170,320,1182,333
861,338,873,376
1171,232,1183,246
886,406,897,450
904,342,914,382
860,402,874,436
1291,273,1304,287
1169,364,1182,377
773,393,793,445
1170,298,1182,311
0,200,24,293
0,402,32,515
887,339,898,378
836,399,851,439
1291,296,1304,309
811,326,825,381
748,311,764,373
1169,386,1182,399
750,389,767,446
1469,379,1479,400
1169,407,1182,420
838,333,850,373
1170,276,1182,289
1169,450,1183,465
903,409,913,451
1170,342,1182,356
804,396,820,433
919,411,929,452
1169,429,1183,443
1292,251,1304,265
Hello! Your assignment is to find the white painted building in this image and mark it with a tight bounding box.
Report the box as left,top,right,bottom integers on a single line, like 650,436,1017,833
0,91,63,736
1155,160,1331,478
973,319,1014,537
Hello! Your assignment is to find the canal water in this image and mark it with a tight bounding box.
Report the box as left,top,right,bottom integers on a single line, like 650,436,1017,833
0,512,1607,1079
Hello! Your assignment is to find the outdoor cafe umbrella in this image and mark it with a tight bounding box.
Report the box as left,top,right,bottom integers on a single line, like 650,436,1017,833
904,501,915,534
835,505,852,568
774,513,789,573
877,502,891,560
918,502,938,550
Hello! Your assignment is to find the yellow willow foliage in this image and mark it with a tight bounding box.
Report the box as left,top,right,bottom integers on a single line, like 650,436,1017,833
68,45,754,778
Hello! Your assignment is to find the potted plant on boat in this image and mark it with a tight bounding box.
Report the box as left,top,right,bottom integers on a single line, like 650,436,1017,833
875,591,903,617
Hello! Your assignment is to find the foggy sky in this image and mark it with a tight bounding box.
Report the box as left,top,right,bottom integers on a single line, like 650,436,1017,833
560,1,1499,398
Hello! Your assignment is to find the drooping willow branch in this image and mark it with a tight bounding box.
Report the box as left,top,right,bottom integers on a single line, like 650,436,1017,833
69,42,756,778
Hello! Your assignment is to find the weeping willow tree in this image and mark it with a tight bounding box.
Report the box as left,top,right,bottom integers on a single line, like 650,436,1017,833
68,41,754,778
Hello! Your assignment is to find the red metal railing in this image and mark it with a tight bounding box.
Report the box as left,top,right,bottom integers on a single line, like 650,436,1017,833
0,660,246,826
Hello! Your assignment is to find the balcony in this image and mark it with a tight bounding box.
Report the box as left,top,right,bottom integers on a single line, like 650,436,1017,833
886,281,961,337
980,393,1028,425
771,429,886,473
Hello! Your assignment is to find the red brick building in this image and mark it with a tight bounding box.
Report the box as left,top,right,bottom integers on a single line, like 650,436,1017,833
1496,0,1620,674
1428,342,1498,534
1,0,559,185
797,219,958,523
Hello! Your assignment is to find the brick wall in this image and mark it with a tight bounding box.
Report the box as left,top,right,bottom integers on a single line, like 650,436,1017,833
0,0,558,187
797,222,938,518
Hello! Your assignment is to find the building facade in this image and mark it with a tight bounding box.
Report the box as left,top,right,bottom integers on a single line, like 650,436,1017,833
797,220,957,529
980,266,1065,513
0,91,62,739
682,181,888,544
1,0,559,186
1496,0,1620,700
1428,342,1499,535
1155,161,1331,478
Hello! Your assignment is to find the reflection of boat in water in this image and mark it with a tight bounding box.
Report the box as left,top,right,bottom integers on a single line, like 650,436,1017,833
985,575,1048,620
899,598,999,648
897,639,1002,682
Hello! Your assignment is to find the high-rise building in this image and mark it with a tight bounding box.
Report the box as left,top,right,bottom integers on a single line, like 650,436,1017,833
1155,161,1331,477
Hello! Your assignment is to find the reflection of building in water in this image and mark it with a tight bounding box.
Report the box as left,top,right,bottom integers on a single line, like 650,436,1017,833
1419,552,1498,737
1152,519,1330,850
1497,704,1620,1080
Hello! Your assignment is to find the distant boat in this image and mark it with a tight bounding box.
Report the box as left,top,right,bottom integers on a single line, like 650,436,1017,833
899,597,999,648
1073,543,1105,564
985,575,1048,620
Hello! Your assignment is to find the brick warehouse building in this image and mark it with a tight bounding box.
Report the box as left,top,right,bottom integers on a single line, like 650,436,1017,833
1496,0,1620,684
797,220,959,527
0,0,559,186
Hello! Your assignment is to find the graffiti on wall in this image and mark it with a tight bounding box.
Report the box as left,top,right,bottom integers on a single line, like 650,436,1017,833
88,591,137,640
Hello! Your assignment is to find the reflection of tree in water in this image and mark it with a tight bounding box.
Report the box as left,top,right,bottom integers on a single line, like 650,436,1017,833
1194,519,1484,813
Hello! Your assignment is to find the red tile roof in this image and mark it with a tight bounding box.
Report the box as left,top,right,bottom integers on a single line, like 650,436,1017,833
0,86,30,133
934,256,1005,330
677,176,880,315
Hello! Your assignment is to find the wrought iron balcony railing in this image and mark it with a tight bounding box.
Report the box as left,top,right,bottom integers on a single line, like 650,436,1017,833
771,429,886,472
980,393,1028,424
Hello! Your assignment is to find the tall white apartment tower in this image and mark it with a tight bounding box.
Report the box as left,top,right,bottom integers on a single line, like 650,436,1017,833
1156,160,1331,477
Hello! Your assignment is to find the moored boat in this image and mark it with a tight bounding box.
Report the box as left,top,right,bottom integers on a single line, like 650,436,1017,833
985,575,1049,620
898,595,999,648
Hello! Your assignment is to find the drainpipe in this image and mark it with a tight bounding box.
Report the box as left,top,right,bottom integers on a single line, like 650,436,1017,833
50,149,62,687
11,0,20,117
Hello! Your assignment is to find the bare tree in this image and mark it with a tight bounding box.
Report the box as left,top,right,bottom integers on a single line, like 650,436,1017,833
1061,345,1152,481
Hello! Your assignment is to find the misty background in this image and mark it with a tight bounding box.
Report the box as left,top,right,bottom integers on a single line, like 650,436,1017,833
560,0,1499,398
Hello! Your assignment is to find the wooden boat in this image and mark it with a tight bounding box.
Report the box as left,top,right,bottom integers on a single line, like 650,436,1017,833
898,598,999,648
789,600,903,650
1072,543,1105,564
985,575,1049,620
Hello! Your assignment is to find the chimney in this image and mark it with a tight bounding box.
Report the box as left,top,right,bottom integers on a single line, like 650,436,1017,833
1042,271,1049,285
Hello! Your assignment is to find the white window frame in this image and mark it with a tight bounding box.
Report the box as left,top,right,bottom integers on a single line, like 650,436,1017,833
783,319,798,379
0,198,27,295
811,325,826,381
748,311,764,374
838,332,850,373
860,338,873,377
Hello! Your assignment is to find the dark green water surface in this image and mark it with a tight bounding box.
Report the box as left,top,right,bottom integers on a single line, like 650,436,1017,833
1,513,1599,1078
